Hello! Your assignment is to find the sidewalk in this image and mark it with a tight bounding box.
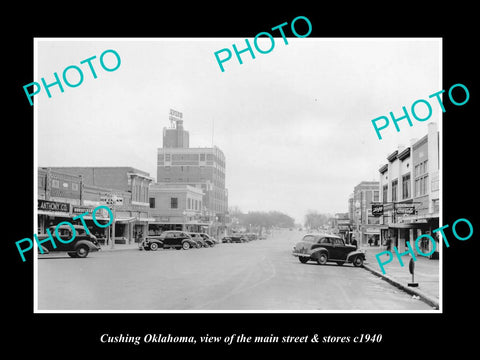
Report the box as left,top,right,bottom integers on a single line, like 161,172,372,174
99,243,140,252
361,245,440,309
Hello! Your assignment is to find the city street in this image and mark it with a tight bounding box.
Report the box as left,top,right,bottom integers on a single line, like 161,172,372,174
37,229,433,311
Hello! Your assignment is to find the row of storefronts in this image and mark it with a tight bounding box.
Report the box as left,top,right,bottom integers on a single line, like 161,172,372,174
339,123,440,259
37,167,229,244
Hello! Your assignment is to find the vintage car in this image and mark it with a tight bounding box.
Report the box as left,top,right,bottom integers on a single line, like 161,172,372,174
37,224,101,258
198,233,216,246
160,231,197,250
292,234,365,267
222,234,248,243
244,233,258,241
187,232,207,248
140,235,164,251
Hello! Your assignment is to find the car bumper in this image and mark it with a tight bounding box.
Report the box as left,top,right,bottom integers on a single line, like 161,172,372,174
292,250,309,257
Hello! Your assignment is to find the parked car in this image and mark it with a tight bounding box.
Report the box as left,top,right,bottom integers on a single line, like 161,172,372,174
140,236,164,251
244,233,258,241
222,234,247,243
187,232,207,248
37,224,101,258
198,233,216,246
160,231,197,250
292,234,365,267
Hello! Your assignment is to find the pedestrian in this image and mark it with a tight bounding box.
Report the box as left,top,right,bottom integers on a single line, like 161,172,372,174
351,236,358,249
386,236,392,251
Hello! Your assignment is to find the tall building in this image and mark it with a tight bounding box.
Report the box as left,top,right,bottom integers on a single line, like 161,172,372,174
156,110,229,236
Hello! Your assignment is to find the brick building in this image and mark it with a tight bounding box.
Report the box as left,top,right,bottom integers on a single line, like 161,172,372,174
48,166,154,244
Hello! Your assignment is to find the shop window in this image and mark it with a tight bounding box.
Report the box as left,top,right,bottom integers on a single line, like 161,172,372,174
171,197,178,209
149,197,155,208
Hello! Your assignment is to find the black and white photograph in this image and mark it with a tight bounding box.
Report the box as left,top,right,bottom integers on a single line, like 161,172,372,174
32,37,442,312
7,5,478,356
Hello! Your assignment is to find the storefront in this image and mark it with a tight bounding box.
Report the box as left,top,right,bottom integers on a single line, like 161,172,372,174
37,199,72,234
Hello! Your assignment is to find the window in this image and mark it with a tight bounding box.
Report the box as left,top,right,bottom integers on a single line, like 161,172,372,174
200,153,205,161
302,235,316,243
373,190,379,202
149,197,155,208
165,154,171,161
402,174,411,199
319,237,332,244
52,179,59,188
187,198,191,209
171,197,178,209
415,160,429,197
391,179,398,202
382,185,388,203
332,238,344,246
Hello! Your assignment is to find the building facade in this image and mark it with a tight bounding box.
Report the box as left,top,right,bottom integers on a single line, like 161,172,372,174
48,166,154,244
148,183,208,234
377,122,440,258
351,181,381,246
38,168,118,241
156,113,229,237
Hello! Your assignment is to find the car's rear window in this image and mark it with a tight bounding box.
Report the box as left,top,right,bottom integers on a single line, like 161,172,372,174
302,235,317,243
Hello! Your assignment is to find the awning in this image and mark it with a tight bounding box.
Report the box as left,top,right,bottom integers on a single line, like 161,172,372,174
37,210,72,217
137,217,156,222
388,223,417,229
115,216,137,223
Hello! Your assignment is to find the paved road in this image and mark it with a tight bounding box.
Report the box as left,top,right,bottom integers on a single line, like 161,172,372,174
37,230,433,311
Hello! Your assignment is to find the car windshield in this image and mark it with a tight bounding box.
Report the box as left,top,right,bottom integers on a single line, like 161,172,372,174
302,235,317,243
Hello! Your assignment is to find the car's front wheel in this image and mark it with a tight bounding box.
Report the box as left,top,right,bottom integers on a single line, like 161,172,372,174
182,241,191,250
150,242,159,251
353,256,364,267
299,257,309,264
316,253,328,265
75,245,89,258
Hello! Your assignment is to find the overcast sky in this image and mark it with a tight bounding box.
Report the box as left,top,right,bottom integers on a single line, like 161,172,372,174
36,38,441,223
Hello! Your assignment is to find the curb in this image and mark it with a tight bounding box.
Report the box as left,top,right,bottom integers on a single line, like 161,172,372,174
99,246,140,252
363,263,439,310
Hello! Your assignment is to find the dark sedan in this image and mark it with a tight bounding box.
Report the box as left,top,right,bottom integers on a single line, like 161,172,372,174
292,234,366,267
140,236,164,251
198,233,216,246
222,234,248,243
161,231,197,250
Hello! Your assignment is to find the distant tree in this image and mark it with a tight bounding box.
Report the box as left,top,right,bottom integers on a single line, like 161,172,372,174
304,210,330,230
229,207,295,229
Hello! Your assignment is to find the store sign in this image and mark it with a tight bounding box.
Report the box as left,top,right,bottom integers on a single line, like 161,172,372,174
169,108,183,122
38,199,70,213
100,195,123,205
395,205,415,215
72,206,93,214
372,204,383,216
